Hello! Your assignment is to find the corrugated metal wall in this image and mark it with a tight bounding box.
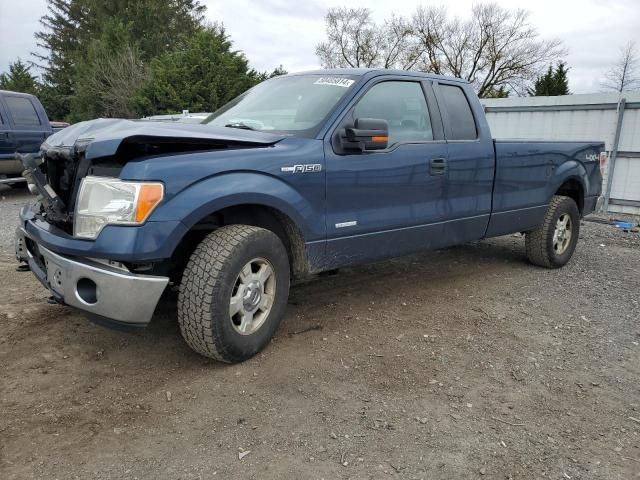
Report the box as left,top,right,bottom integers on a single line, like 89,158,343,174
482,92,640,215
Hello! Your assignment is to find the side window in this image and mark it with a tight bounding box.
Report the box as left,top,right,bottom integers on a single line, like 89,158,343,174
353,81,433,146
439,84,477,140
5,96,41,127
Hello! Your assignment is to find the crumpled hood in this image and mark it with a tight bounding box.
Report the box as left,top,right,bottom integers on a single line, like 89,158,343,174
41,118,287,161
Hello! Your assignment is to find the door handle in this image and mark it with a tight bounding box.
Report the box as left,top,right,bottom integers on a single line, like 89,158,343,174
429,158,447,175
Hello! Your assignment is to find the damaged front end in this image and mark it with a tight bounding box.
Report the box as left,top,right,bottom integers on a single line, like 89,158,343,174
19,118,285,233
20,132,122,234
15,118,285,327
19,142,88,229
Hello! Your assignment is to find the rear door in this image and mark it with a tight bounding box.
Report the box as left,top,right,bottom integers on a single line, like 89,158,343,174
433,81,495,239
324,77,451,266
3,94,49,154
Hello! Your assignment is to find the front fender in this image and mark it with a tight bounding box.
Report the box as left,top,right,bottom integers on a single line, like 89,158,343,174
151,172,323,241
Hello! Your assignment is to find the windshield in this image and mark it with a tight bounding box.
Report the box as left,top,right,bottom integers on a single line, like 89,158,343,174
204,74,359,136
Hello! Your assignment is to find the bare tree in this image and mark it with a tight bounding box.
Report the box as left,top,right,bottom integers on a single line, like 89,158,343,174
379,15,422,70
315,3,564,97
315,8,419,70
76,45,150,118
601,41,640,93
412,3,563,97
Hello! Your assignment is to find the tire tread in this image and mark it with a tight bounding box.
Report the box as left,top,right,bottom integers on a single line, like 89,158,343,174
178,225,266,362
525,195,577,268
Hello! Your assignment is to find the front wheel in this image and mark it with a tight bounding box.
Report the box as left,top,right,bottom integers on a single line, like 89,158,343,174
178,225,290,362
525,195,580,268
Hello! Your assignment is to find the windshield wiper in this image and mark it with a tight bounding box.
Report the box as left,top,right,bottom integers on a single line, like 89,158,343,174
224,122,255,131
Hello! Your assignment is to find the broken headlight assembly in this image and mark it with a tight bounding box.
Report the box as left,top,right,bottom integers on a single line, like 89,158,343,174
74,176,164,239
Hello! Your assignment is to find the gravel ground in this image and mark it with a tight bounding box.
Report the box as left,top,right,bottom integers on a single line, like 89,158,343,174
0,186,33,254
1,188,639,479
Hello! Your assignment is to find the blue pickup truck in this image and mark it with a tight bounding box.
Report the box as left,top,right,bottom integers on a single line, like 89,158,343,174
0,90,54,185
15,69,603,362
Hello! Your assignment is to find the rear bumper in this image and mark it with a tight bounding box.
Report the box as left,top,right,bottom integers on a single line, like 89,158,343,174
16,227,169,326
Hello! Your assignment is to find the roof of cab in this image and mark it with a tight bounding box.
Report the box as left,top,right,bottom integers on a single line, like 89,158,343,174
287,68,468,84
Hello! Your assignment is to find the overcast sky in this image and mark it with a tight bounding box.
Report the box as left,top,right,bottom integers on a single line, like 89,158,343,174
1,0,638,94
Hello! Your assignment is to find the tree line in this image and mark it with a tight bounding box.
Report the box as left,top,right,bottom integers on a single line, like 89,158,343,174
316,5,638,98
1,1,637,122
315,5,567,98
0,0,285,122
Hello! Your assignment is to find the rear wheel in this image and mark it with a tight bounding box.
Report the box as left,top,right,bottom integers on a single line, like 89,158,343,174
525,195,580,268
178,225,290,362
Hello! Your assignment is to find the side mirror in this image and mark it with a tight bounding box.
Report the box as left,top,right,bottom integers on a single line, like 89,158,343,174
341,118,389,152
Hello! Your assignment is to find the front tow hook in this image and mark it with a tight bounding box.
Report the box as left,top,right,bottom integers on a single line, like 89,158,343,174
47,295,63,305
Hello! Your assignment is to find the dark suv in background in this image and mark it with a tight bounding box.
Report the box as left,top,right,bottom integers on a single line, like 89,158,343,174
0,90,67,186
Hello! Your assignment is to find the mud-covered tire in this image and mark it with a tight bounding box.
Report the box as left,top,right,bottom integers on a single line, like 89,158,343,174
178,225,290,362
525,195,580,268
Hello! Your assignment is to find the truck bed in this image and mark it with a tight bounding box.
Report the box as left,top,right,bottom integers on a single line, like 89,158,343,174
485,139,604,237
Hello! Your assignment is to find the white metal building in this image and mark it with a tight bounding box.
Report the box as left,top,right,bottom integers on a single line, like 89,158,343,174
481,92,640,215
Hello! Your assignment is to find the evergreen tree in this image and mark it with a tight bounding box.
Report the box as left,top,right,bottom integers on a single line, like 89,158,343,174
71,19,149,120
251,65,289,83
0,60,40,95
268,65,288,78
484,86,509,98
529,62,570,96
134,27,263,115
552,62,570,95
34,0,206,120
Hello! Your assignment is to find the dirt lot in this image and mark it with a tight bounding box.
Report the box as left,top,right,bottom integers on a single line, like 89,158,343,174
1,186,639,480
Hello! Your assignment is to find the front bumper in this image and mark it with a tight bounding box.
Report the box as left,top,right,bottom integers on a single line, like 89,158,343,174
18,205,188,263
16,228,169,327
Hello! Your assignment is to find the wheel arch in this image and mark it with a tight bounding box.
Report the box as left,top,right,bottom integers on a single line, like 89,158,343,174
554,176,585,214
551,160,589,215
170,202,309,282
151,172,323,280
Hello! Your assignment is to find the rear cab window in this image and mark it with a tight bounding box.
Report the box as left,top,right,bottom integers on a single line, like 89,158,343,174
438,84,477,140
4,96,42,127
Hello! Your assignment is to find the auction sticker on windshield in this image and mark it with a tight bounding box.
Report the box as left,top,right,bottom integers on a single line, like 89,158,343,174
314,77,355,88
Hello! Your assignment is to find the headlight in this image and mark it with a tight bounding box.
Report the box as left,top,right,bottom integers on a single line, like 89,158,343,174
74,176,164,239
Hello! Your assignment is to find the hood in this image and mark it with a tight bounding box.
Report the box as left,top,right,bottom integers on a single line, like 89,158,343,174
25,119,287,226
41,118,287,161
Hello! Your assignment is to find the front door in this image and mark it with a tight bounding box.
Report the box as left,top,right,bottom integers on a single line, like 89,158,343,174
0,102,16,162
324,78,451,267
3,94,48,154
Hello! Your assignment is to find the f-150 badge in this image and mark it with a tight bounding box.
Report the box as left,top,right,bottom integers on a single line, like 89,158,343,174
281,164,322,173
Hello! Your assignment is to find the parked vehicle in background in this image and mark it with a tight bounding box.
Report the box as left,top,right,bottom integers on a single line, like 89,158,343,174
0,90,67,186
50,121,71,132
16,69,603,363
142,110,210,124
